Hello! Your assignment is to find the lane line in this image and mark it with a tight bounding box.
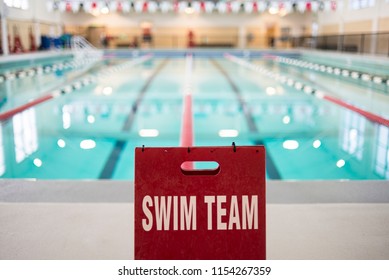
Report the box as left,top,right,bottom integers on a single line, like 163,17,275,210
98,141,126,180
99,58,169,179
254,140,282,180
211,59,258,133
211,58,282,180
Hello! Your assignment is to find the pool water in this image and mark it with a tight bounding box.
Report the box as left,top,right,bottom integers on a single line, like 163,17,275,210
0,51,388,180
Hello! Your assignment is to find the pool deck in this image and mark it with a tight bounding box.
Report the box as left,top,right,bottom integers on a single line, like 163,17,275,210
0,50,74,64
0,180,388,260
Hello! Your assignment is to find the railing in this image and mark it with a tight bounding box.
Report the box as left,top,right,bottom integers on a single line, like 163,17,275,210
288,32,389,56
70,35,103,60
107,32,389,56
2,32,388,57
109,35,239,49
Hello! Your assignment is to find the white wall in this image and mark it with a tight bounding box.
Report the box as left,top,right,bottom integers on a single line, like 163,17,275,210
6,0,62,23
317,0,389,33
2,1,316,49
58,9,314,48
3,0,389,37
4,0,388,50
60,10,312,35
3,0,63,51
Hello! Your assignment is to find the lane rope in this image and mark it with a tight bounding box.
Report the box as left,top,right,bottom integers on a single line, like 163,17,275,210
180,54,194,170
0,54,153,122
225,53,389,127
272,55,389,86
0,57,101,84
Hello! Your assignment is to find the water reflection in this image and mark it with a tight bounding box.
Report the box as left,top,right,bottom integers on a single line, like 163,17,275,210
80,139,96,150
0,84,387,180
313,139,321,148
0,124,5,176
12,108,38,163
57,139,66,148
375,125,389,179
341,110,365,160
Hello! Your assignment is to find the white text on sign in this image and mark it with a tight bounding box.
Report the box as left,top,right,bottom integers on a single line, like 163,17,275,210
142,195,258,231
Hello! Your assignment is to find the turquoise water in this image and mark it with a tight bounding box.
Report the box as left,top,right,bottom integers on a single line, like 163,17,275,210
0,52,388,180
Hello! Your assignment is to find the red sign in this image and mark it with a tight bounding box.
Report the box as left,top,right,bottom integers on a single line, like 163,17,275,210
135,146,266,260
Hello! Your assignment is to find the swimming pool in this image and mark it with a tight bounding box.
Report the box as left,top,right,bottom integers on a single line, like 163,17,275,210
0,50,388,180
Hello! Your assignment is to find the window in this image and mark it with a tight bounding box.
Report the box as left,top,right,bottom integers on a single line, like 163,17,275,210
3,0,29,10
350,0,375,9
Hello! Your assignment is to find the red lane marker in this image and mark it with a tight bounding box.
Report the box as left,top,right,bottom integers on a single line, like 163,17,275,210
0,94,54,121
180,94,193,147
180,94,194,170
180,54,194,169
323,95,389,127
263,54,277,59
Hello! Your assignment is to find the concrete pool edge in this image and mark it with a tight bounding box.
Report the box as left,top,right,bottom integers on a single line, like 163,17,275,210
1,180,388,260
0,179,388,204
0,50,74,65
0,202,388,260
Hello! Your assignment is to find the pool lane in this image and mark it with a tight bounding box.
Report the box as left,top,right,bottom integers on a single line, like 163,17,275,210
236,56,389,128
0,55,388,180
211,59,258,133
0,58,180,179
0,59,105,114
99,59,169,179
219,56,385,180
256,58,389,121
110,58,189,179
210,59,282,179
272,56,389,91
189,57,250,167
0,56,150,119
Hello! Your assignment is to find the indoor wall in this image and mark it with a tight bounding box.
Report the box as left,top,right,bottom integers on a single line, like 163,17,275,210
317,0,389,34
1,0,62,52
60,10,313,49
2,0,389,52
